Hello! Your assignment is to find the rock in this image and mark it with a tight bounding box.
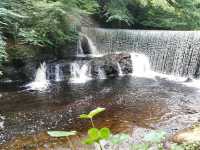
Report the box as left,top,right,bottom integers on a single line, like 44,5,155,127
79,34,91,54
173,125,200,144
91,53,132,78
184,77,193,82
131,127,154,144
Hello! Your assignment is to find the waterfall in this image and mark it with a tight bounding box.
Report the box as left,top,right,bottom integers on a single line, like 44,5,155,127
98,67,106,79
130,53,153,77
70,62,91,83
82,27,200,78
79,33,103,57
77,37,84,56
55,64,63,82
117,63,123,76
26,62,49,91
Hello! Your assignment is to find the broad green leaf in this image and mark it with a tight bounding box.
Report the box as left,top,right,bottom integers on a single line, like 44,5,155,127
100,128,111,139
109,133,130,144
47,131,77,137
84,138,95,145
131,144,149,150
79,114,90,119
144,131,166,143
88,107,105,118
79,107,106,119
88,128,100,140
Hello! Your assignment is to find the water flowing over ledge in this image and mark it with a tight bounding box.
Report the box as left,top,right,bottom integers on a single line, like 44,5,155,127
81,27,200,77
25,62,49,91
26,27,200,91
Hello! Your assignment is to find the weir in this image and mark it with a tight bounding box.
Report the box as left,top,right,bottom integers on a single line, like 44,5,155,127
81,27,200,77
27,27,200,90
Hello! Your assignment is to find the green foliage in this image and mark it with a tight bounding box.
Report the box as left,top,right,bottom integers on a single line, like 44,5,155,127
80,107,105,119
109,133,130,145
0,0,100,66
75,0,100,14
100,0,200,29
47,131,77,137
84,127,111,144
104,0,133,25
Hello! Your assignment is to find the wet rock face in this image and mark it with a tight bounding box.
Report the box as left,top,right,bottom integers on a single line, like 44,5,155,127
91,53,133,78
80,35,91,54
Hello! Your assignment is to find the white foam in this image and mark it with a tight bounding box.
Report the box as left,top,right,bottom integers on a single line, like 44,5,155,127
26,62,49,91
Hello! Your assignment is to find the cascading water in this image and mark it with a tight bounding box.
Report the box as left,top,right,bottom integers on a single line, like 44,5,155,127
82,27,200,78
69,62,91,83
27,27,200,90
26,62,49,91
78,33,103,57
117,63,123,76
130,53,153,78
55,64,63,82
98,67,106,79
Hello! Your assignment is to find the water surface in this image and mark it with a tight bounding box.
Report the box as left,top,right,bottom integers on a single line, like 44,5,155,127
0,76,200,149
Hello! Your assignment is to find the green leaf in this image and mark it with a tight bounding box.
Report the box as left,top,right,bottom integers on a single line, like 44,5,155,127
144,131,166,143
47,131,77,137
88,107,105,118
84,127,111,145
100,128,111,139
79,107,106,119
88,128,100,140
109,133,130,144
79,114,90,119
84,138,95,145
131,144,149,150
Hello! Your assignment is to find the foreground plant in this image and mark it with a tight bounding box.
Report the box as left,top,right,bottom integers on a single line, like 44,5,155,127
79,107,105,128
47,130,77,150
84,127,111,150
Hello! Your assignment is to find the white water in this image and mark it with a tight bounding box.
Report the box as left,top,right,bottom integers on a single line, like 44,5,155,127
117,63,123,76
26,62,49,91
130,53,153,78
79,33,103,57
55,64,62,82
98,67,106,79
129,52,200,90
70,62,92,83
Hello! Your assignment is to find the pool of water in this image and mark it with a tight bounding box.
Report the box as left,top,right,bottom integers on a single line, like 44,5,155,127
0,76,200,149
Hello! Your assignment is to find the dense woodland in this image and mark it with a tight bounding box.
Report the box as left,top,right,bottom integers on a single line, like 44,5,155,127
1,0,200,75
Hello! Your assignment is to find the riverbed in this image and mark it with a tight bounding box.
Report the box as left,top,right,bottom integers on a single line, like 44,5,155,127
0,76,200,149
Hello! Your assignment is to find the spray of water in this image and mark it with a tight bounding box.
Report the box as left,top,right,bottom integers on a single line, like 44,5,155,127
69,62,92,83
26,62,49,91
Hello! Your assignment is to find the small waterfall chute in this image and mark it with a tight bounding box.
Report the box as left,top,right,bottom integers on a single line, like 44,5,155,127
130,53,153,78
26,62,49,91
70,62,92,83
98,67,106,79
79,33,103,57
55,64,63,82
117,63,123,76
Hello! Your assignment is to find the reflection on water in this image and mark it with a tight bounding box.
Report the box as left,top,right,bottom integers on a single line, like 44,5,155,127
0,76,200,149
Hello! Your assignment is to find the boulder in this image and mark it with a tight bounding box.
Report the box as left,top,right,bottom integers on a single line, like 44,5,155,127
173,125,200,144
91,53,133,78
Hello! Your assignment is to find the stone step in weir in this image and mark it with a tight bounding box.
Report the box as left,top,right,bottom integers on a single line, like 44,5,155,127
46,53,133,82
